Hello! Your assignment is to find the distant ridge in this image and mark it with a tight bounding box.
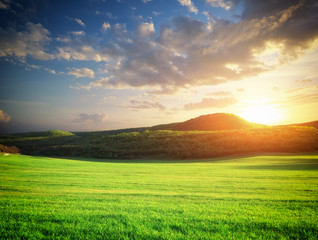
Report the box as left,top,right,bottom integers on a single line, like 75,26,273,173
287,120,318,130
150,113,264,131
1,113,318,159
4,130,74,138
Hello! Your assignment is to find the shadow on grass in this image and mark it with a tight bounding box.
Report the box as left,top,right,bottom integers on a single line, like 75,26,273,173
28,154,236,164
27,152,318,166
235,161,318,171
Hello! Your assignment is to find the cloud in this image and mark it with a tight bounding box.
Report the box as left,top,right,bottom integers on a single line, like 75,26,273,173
102,22,111,31
75,18,85,27
288,92,318,105
142,0,152,3
1,0,318,97
66,16,86,27
56,33,112,62
74,113,108,123
0,109,11,122
295,79,312,84
0,22,52,60
70,31,85,36
68,68,95,78
206,0,233,10
281,85,318,105
177,0,198,14
82,0,317,93
206,91,233,97
138,22,155,37
0,1,9,9
184,97,238,110
152,11,161,16
127,99,166,111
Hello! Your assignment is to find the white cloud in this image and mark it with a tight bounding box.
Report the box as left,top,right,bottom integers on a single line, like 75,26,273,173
102,22,111,31
45,68,56,75
75,18,85,27
0,109,11,122
152,11,161,16
138,22,155,37
57,44,108,62
56,37,71,43
206,0,233,10
70,31,85,36
127,99,166,111
142,0,152,3
68,68,95,78
177,0,198,14
74,113,108,123
0,22,52,60
66,16,86,27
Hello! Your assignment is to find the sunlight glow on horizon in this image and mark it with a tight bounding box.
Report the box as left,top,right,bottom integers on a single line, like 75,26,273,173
239,100,286,125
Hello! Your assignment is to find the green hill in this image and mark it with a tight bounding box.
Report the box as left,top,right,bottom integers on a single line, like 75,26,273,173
8,130,74,138
0,130,74,143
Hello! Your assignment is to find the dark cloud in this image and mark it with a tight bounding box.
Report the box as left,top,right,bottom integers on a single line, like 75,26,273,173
239,0,302,20
239,0,318,61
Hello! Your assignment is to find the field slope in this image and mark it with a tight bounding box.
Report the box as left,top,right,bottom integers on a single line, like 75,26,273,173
1,154,318,239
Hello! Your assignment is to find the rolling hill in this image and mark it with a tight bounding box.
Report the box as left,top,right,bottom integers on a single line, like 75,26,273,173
150,113,264,131
1,113,318,159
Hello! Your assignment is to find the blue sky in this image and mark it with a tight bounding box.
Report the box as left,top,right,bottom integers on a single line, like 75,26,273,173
0,0,318,133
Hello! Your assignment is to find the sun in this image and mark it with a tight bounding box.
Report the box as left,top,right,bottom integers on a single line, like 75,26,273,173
240,101,285,125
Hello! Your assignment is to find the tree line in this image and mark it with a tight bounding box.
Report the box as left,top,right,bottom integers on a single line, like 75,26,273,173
1,126,317,159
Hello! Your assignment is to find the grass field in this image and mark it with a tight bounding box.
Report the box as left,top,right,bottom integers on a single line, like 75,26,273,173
1,154,318,239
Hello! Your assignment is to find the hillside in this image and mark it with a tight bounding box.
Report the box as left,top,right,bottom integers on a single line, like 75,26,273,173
151,113,264,131
2,126,318,159
0,130,73,138
0,130,75,143
288,120,318,130
74,113,262,136
1,114,318,159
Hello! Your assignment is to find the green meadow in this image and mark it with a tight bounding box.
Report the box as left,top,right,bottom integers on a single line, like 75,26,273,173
1,154,317,239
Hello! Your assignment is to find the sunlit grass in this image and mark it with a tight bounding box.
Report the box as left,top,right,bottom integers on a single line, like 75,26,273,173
1,154,318,239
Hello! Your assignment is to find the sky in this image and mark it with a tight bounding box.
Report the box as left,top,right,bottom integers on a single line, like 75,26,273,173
0,0,318,133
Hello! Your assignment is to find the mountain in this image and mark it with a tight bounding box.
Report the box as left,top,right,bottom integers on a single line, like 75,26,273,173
150,113,264,131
